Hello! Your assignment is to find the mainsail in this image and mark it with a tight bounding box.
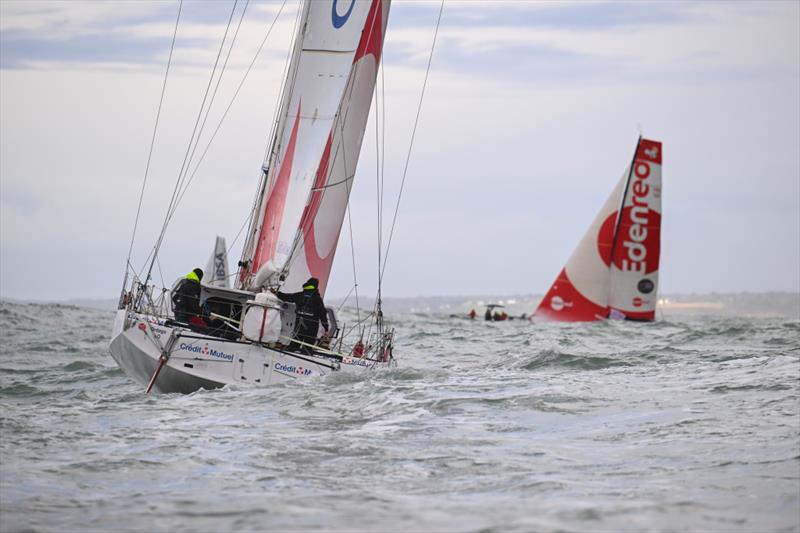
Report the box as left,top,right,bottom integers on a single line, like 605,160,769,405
205,236,229,288
239,0,390,295
535,137,663,321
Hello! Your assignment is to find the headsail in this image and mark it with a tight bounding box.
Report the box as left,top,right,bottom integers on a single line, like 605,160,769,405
535,137,663,321
239,0,391,295
205,236,229,288
282,0,389,295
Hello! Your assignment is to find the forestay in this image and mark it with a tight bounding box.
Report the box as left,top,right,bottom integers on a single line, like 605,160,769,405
239,0,390,296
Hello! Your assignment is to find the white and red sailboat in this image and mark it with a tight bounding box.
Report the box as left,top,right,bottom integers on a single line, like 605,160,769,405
534,137,663,322
110,0,397,393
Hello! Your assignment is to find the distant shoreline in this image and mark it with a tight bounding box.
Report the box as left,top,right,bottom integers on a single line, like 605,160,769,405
2,292,798,318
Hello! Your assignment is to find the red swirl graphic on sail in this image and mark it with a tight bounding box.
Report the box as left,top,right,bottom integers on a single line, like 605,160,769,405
299,134,334,294
354,0,383,64
250,102,302,279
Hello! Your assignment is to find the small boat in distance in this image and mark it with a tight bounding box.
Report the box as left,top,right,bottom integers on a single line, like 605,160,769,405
484,304,506,321
534,137,663,322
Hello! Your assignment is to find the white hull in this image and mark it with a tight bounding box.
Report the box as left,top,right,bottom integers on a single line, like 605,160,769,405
109,310,387,394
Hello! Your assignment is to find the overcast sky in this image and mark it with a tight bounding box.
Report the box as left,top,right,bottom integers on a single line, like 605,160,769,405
1,0,798,302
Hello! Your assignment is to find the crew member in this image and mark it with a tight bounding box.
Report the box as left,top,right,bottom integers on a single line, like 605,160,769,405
172,268,204,324
275,277,329,353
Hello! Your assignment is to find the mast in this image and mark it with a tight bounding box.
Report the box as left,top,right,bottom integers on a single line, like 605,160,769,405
607,136,642,274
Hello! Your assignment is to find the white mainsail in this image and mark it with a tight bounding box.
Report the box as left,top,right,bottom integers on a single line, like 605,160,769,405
240,0,390,295
535,137,663,321
204,236,229,288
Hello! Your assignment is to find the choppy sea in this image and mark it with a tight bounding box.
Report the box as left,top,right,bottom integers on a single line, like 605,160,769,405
1,300,798,533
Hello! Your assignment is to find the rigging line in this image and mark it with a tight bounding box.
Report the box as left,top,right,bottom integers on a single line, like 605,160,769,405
345,177,361,323
380,56,387,235
164,0,238,224
170,0,290,227
122,0,183,290
377,53,387,291
156,255,166,289
373,67,383,343
167,0,251,222
374,71,382,295
341,311,378,339
379,52,386,259
146,0,239,285
335,283,357,312
310,175,353,191
380,0,444,281
221,203,255,265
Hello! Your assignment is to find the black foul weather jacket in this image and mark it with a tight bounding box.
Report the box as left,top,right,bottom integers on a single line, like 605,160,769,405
276,288,330,332
172,278,202,319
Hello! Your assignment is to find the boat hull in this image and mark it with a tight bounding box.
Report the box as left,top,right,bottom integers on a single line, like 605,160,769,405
109,311,385,394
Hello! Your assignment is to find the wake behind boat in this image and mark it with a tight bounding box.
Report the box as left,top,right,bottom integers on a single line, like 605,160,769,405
111,0,401,393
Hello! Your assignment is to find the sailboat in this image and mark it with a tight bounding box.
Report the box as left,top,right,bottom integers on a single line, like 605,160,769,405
534,137,663,322
205,236,229,288
110,0,395,393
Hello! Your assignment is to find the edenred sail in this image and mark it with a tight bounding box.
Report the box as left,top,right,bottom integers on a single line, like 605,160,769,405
535,137,663,322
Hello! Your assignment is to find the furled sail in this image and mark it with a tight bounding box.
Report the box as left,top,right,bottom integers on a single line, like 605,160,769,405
205,236,229,288
239,0,390,295
535,137,663,321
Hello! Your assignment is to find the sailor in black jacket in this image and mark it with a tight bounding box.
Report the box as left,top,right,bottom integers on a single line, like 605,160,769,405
172,268,203,324
275,277,329,353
